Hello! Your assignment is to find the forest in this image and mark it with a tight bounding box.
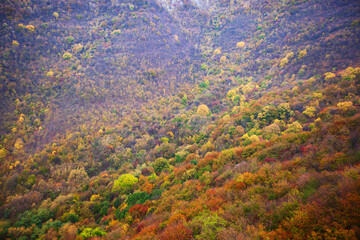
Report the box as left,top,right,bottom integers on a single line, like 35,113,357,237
0,0,360,239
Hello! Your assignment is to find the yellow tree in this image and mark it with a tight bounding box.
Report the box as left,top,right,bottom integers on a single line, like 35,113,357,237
197,104,211,116
236,41,245,48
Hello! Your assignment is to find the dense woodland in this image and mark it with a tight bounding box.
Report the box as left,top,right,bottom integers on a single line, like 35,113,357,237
0,0,360,239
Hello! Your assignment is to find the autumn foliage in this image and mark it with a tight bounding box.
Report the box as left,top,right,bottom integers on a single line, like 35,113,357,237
0,0,360,239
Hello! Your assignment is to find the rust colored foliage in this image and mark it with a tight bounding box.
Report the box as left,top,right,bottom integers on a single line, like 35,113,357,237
225,180,246,191
160,222,193,240
168,213,187,225
133,224,157,240
129,204,149,220
338,191,360,230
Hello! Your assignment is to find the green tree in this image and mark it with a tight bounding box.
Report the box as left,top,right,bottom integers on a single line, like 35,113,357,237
181,94,189,105
263,123,281,139
0,148,7,159
324,72,336,80
303,107,316,118
112,174,138,193
285,121,302,133
278,103,293,120
337,101,353,111
249,135,260,143
66,36,75,44
153,157,169,174
63,52,73,60
191,212,227,240
80,227,106,239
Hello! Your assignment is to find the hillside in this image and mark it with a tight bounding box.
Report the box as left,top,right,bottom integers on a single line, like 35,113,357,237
0,0,360,239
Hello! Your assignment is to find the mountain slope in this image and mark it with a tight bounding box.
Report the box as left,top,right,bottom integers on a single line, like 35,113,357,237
0,0,360,239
